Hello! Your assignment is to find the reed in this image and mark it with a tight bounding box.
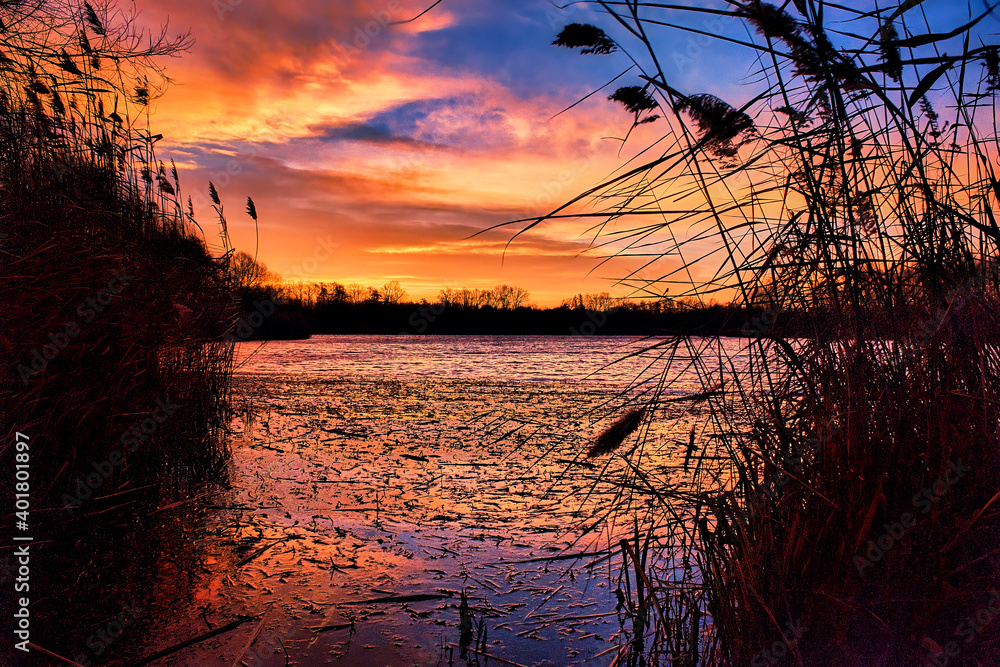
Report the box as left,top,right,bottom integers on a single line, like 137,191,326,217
535,1,1000,663
590,407,647,458
0,6,256,657
1,0,240,517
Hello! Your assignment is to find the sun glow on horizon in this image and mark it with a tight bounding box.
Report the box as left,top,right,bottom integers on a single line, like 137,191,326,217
134,0,767,306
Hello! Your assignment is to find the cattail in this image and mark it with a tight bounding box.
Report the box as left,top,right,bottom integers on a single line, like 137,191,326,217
84,2,105,35
208,181,220,206
157,164,175,195
742,3,859,87
854,190,877,235
59,49,82,76
675,93,755,158
919,96,940,137
552,23,617,55
983,47,999,91
878,22,902,82
50,90,65,116
741,1,801,43
245,197,257,221
774,105,810,127
608,85,659,123
28,77,50,95
587,407,647,458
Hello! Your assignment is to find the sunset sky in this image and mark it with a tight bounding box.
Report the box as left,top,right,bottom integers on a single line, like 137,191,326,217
134,0,997,306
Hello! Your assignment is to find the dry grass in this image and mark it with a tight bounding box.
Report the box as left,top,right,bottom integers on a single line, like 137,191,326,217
529,1,1000,664
0,0,240,517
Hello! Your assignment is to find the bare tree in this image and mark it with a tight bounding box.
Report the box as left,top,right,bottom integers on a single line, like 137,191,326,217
381,280,407,304
345,284,368,304
439,285,529,309
583,292,617,311
228,251,278,292
508,285,530,309
439,287,456,305
465,289,484,308
492,285,530,309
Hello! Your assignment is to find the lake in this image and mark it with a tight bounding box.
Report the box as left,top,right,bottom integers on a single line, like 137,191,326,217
138,335,735,666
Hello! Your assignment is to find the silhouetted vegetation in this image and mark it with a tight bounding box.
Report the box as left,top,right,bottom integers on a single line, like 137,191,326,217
240,278,772,336
0,1,256,662
0,0,244,505
538,2,1000,665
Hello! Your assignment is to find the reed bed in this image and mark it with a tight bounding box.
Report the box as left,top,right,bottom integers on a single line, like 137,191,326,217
529,1,1000,664
1,0,241,521
0,4,256,660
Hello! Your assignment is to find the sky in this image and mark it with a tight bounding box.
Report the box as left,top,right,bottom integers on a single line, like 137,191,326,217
130,0,721,306
131,0,999,306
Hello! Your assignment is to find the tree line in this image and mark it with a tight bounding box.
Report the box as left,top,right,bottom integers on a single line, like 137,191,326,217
223,253,755,338
230,251,696,315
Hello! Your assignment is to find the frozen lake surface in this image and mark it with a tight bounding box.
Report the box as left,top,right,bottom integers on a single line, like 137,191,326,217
137,335,738,666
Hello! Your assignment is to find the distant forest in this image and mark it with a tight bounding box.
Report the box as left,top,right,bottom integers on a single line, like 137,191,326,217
228,252,771,339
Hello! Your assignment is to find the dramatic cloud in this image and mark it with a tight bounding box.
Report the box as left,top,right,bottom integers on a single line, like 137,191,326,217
133,0,719,304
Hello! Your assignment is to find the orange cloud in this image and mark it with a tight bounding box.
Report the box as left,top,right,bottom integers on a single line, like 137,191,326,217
135,0,689,305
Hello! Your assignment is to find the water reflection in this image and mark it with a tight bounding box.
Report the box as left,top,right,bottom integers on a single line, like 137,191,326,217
27,335,741,666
